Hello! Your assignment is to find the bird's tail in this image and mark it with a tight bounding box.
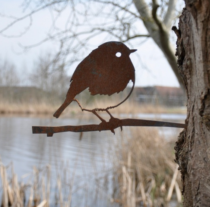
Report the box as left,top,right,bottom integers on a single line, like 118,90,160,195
53,100,72,118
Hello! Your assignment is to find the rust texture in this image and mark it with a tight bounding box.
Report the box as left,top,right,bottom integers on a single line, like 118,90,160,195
53,41,136,121
32,41,185,135
33,119,186,137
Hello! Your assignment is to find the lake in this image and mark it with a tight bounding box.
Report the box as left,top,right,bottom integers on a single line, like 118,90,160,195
0,114,185,206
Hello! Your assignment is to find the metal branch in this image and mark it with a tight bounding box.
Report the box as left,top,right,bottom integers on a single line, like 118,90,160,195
32,118,186,137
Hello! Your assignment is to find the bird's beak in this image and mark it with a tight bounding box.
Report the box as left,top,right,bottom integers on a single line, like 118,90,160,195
129,49,137,54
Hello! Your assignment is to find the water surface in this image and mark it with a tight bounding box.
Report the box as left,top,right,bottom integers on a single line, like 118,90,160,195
0,114,185,206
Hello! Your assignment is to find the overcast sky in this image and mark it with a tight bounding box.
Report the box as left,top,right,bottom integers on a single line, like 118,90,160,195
0,0,180,87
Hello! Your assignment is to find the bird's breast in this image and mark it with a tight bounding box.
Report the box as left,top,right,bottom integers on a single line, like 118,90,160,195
89,57,134,96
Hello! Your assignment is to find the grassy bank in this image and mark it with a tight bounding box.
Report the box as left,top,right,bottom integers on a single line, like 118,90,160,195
113,128,182,207
0,100,186,116
0,86,186,116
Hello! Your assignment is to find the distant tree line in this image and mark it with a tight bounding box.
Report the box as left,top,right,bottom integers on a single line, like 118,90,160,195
0,53,186,106
0,58,20,86
0,53,70,98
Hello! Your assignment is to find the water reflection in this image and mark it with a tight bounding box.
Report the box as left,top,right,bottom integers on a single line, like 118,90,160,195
0,117,119,206
0,114,185,206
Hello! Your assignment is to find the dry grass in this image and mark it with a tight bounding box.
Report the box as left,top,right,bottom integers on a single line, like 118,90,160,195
0,128,183,207
112,128,182,207
0,162,74,207
0,99,186,116
0,102,57,115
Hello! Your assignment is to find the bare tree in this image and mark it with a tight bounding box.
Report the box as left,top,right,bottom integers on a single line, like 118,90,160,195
0,0,184,88
174,0,210,206
30,52,69,96
0,58,20,86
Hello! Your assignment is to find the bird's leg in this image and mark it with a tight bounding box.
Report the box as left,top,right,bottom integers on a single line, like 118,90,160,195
73,99,84,111
73,99,108,126
92,110,106,123
105,109,114,118
91,108,123,133
92,109,117,134
73,99,120,134
105,109,123,131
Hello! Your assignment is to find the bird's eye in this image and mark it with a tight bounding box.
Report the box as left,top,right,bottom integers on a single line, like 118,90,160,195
115,52,121,58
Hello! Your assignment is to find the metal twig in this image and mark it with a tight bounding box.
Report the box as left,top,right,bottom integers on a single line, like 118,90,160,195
32,118,186,137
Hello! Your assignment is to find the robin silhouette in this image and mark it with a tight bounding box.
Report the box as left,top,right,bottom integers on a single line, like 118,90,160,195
53,41,137,122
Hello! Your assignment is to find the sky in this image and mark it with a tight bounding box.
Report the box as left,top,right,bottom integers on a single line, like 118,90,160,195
0,0,180,87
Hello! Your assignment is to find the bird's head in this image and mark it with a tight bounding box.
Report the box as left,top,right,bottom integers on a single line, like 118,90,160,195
98,41,137,59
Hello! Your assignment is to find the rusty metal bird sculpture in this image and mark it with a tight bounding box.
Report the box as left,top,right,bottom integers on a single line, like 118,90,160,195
53,41,137,128
32,41,186,137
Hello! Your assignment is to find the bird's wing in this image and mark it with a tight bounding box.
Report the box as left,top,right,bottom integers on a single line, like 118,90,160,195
68,53,98,96
70,50,135,97
70,55,96,82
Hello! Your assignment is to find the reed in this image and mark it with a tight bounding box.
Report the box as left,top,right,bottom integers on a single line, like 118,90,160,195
112,128,182,207
0,97,185,206
0,130,182,207
0,163,74,207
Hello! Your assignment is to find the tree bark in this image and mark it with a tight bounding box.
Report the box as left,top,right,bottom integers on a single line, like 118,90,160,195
174,0,210,206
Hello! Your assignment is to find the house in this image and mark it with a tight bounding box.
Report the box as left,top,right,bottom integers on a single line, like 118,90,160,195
133,86,186,106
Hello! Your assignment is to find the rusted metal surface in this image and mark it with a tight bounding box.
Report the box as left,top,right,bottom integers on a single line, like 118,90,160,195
53,41,136,120
32,41,186,136
32,119,186,137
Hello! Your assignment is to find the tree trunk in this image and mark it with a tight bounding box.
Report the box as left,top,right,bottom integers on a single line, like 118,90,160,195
174,0,210,206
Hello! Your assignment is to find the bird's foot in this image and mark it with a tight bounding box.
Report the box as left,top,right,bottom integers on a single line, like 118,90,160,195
109,116,123,132
99,117,122,134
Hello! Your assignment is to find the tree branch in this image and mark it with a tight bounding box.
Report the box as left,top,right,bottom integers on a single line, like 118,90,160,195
152,0,164,32
93,0,142,19
133,0,185,90
133,0,153,27
163,0,177,29
121,34,150,42
0,0,66,34
32,118,186,137
2,0,184,91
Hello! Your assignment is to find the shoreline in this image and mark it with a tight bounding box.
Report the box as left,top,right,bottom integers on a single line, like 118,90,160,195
0,102,187,118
